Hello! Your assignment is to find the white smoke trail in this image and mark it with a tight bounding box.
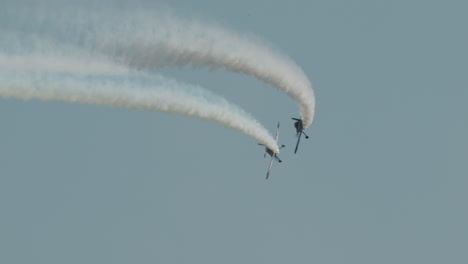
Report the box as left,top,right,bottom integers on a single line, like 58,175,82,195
0,53,131,76
0,27,280,152
0,6,316,128
0,69,279,153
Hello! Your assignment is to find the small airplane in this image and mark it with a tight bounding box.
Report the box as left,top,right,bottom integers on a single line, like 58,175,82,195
258,122,285,179
292,118,309,154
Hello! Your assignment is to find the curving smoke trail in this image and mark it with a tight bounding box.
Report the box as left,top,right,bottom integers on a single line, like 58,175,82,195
0,66,279,153
0,53,131,76
0,5,316,128
0,24,280,152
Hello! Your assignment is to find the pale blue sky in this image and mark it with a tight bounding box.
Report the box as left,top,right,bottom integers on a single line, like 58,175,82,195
0,0,467,263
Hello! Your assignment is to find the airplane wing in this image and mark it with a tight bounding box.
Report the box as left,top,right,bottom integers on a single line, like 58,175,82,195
275,122,280,144
294,132,302,154
266,155,275,179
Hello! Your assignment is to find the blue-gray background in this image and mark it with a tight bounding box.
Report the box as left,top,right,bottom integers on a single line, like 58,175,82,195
1,0,467,263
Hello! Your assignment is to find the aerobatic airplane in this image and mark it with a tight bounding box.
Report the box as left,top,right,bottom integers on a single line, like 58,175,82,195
292,118,309,154
258,122,285,179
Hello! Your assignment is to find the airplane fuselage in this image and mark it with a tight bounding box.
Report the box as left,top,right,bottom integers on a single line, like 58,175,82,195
294,119,304,132
261,121,283,179
266,148,274,157
265,147,282,163
292,118,309,153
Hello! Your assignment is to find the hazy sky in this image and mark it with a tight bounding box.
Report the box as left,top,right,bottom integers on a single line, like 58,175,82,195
0,0,467,263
